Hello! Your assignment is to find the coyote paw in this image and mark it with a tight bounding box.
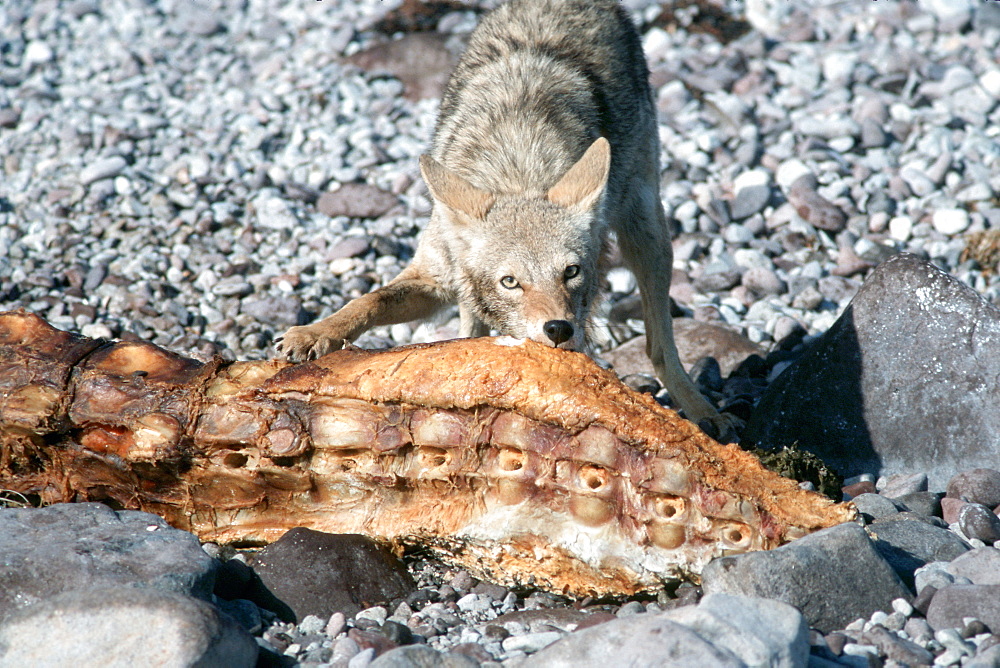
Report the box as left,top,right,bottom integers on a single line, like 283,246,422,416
696,412,744,445
275,324,348,362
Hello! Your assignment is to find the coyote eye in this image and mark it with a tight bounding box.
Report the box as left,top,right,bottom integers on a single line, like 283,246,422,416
564,265,580,280
500,275,520,289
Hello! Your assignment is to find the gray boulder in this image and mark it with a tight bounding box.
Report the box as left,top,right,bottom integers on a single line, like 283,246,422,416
868,515,971,588
744,253,1000,489
521,613,745,668
0,586,257,667
0,503,217,623
701,522,911,632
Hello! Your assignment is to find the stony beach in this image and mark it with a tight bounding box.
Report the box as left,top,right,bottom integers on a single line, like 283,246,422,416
2,0,1000,666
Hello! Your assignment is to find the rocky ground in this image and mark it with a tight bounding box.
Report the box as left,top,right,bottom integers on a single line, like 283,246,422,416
2,0,1000,666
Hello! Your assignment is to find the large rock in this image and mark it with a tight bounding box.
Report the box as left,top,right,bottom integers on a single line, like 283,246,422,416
701,522,911,633
926,584,1000,631
0,586,257,666
0,503,217,623
250,528,416,621
659,594,809,668
521,613,744,667
744,254,1000,488
868,515,971,588
524,593,806,667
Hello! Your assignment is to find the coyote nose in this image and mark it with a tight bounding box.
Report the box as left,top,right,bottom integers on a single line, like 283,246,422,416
543,320,574,346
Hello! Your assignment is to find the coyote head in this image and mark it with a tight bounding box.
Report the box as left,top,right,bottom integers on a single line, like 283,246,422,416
420,138,611,351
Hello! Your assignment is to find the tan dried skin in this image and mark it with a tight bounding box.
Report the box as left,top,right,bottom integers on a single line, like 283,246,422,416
0,310,855,597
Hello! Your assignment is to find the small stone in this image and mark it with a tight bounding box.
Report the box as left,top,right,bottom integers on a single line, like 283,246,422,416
80,156,128,186
889,216,913,242
0,108,20,128
502,631,562,654
959,504,1000,545
787,176,847,232
860,119,888,149
23,41,55,66
730,184,771,220
326,612,347,637
933,209,971,235
741,266,786,296
318,183,399,219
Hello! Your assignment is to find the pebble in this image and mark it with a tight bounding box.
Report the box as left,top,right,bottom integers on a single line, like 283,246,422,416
79,156,128,186
933,209,971,235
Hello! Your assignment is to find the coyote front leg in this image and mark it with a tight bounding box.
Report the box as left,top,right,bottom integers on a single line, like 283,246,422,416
276,268,449,362
617,189,741,442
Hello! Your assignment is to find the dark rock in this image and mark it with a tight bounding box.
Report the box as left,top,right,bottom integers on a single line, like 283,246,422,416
894,491,944,519
0,586,257,666
852,493,905,521
947,469,1000,507
348,33,459,101
744,254,1000,489
868,516,971,589
369,644,480,667
701,522,910,633
215,557,256,600
959,504,1000,545
0,503,217,623
948,547,1000,585
913,585,937,616
603,322,764,380
217,598,264,634
381,620,414,646
926,585,1000,632
249,529,416,621
317,183,400,219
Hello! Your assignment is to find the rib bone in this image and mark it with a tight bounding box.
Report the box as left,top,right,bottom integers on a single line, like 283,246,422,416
0,310,854,597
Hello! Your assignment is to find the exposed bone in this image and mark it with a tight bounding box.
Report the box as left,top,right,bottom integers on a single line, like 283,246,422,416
0,310,855,597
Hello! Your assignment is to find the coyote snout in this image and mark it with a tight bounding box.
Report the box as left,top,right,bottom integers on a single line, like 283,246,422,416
276,0,739,441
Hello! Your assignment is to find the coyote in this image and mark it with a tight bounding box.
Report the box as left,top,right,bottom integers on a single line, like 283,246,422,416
277,0,735,439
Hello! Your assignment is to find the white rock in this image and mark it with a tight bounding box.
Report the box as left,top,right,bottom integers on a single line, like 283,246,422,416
23,41,54,66
889,216,913,242
734,169,771,191
776,160,812,190
980,69,1000,100
932,209,970,235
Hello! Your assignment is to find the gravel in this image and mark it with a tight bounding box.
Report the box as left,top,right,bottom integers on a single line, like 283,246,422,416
2,0,1000,666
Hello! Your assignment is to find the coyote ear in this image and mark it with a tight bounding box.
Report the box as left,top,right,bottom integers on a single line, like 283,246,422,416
547,137,611,212
419,154,495,221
